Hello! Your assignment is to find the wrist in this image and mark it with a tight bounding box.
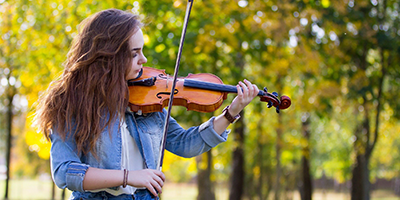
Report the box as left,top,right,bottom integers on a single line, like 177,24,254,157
222,105,241,124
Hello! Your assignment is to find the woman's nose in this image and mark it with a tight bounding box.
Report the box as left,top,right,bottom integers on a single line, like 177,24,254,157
139,54,147,64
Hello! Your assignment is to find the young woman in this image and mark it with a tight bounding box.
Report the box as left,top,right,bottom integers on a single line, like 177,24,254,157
34,9,258,200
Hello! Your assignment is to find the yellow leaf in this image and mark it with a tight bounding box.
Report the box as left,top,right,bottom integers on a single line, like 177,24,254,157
321,0,330,8
155,44,166,53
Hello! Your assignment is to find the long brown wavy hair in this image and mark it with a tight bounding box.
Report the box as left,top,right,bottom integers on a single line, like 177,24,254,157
34,9,142,156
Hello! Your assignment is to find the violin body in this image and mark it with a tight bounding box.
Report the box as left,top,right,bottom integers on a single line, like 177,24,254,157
128,67,291,114
128,67,228,114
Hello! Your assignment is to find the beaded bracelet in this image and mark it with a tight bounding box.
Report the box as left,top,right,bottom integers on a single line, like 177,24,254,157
123,169,128,188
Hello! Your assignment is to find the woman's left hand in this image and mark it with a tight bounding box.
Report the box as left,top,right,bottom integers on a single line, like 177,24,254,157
212,79,259,135
228,79,259,116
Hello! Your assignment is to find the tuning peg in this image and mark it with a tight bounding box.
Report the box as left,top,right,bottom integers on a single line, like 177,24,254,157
276,107,280,113
272,92,278,97
263,87,268,93
267,100,272,108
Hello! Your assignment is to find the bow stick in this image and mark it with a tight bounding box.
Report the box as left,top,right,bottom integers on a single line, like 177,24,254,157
156,0,194,171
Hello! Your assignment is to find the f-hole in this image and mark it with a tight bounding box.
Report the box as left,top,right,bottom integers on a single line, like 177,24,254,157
157,89,179,99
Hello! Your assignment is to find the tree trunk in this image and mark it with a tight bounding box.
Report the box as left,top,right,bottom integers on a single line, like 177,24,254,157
300,113,313,200
196,150,215,200
4,82,15,200
61,188,66,200
394,178,400,196
51,180,55,200
351,105,373,200
351,153,370,200
351,110,372,200
300,155,312,200
351,47,387,200
257,133,264,200
229,111,245,200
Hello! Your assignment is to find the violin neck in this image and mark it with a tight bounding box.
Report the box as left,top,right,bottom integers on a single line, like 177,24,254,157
184,79,264,96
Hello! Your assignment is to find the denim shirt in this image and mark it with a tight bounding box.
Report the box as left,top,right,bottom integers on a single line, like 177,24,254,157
50,109,229,199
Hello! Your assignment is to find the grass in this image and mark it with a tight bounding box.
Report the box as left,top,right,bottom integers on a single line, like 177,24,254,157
0,179,399,200
0,179,69,199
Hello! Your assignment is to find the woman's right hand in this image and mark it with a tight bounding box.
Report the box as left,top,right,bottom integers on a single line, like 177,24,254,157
128,169,166,197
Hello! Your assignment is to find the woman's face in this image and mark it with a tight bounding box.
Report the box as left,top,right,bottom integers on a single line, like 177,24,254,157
126,29,147,80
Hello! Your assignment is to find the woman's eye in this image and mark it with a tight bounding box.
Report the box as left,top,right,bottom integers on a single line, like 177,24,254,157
133,53,138,58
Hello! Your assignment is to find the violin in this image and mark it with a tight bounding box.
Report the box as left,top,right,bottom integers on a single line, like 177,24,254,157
127,67,291,114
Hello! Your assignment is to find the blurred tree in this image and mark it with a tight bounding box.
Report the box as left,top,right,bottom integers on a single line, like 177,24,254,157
293,2,348,199
294,2,354,194
304,0,400,199
0,1,30,198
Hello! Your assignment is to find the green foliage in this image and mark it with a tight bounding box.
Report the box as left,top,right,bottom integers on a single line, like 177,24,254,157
299,0,400,191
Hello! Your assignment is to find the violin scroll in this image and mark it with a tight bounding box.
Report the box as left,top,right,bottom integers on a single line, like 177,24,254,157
279,96,291,110
258,88,291,113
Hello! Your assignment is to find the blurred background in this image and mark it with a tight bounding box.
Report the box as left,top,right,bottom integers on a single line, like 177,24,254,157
1,0,400,199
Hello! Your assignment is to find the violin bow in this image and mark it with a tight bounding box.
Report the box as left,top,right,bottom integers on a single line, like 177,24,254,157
156,0,194,171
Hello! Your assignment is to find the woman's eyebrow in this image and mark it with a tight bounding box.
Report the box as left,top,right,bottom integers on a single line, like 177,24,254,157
131,47,141,51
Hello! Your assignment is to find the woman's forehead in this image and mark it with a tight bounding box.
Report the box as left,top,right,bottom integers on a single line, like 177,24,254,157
129,29,144,48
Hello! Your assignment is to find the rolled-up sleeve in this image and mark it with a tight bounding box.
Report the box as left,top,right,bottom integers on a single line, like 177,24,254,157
50,132,89,192
198,117,229,147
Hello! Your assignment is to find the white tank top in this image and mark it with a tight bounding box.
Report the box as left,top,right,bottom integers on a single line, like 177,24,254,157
90,119,145,196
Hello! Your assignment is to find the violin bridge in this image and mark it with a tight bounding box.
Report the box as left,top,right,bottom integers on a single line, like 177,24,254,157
166,76,169,89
